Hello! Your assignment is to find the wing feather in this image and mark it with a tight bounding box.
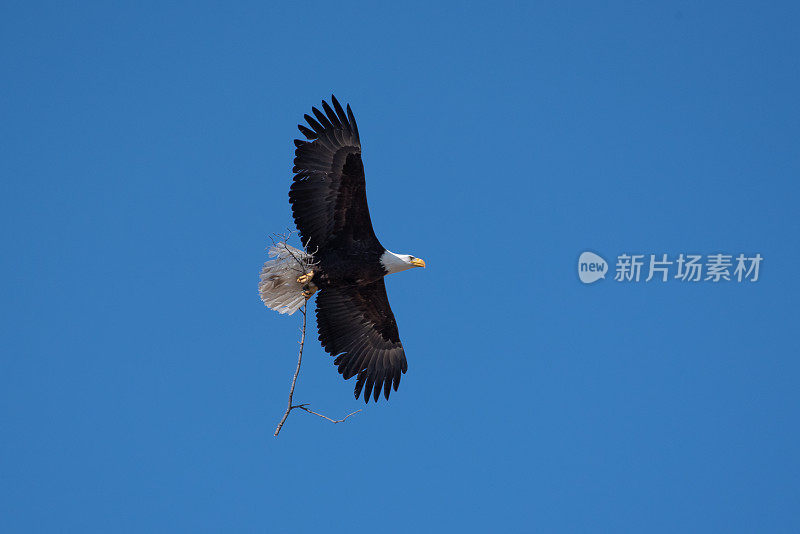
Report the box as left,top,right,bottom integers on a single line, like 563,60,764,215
303,114,325,134
331,95,350,128
346,104,360,143
311,106,334,130
321,99,343,129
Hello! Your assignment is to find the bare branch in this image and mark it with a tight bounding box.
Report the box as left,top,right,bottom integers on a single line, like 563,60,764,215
294,404,362,423
268,230,318,275
273,304,307,437
272,234,361,437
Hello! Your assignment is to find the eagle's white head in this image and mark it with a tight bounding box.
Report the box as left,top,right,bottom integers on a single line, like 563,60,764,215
380,250,426,275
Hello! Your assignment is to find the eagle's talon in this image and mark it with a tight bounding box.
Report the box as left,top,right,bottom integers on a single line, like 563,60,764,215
302,283,317,299
297,271,315,284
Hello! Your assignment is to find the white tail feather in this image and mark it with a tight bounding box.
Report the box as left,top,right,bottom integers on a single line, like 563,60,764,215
258,242,313,315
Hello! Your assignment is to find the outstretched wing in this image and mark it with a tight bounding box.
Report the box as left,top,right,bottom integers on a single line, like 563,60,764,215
315,279,408,402
289,95,381,254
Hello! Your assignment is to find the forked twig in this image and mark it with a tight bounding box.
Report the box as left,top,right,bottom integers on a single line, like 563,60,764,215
273,303,307,437
272,235,361,437
295,404,362,424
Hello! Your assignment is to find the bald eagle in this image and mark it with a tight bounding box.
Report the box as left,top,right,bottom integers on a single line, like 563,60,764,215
259,96,425,403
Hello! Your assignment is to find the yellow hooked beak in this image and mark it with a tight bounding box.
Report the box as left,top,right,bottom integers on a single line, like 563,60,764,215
410,257,426,268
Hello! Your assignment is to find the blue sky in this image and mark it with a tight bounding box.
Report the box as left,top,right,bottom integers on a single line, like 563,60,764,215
2,1,799,532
